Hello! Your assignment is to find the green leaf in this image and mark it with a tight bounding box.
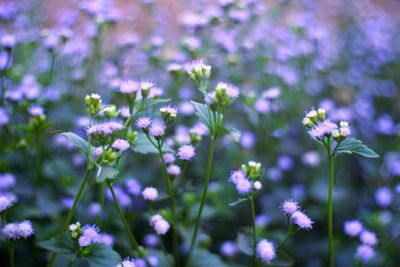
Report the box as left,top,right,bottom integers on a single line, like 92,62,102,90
83,244,121,267
335,138,379,158
187,250,228,267
191,101,211,129
229,198,248,206
96,165,119,183
220,127,242,142
37,232,76,260
236,233,252,256
136,98,171,113
60,132,91,157
132,133,174,154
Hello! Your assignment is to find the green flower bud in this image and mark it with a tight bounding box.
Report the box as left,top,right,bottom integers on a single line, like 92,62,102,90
317,108,326,120
103,105,119,118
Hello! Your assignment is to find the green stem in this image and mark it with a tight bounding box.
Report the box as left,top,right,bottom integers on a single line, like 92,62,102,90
107,181,145,257
249,196,257,266
156,140,179,265
46,167,93,267
63,168,91,231
357,260,363,267
382,233,400,267
186,138,216,266
8,245,14,267
47,53,56,85
328,154,334,267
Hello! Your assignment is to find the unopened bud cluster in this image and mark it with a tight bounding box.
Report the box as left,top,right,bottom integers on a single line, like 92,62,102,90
85,94,102,117
187,60,211,82
303,108,351,141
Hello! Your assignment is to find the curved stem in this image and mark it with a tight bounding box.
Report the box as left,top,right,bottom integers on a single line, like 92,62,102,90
249,196,257,266
107,181,145,258
328,154,334,267
186,138,216,266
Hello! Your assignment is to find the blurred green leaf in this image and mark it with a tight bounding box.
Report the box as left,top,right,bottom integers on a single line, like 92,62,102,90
132,133,174,154
236,233,252,256
335,138,379,158
96,165,119,183
83,244,121,267
37,232,76,260
187,249,228,267
60,132,91,157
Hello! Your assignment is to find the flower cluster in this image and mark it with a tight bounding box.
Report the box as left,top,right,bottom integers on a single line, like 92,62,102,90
116,257,136,267
206,82,240,110
228,161,263,195
343,220,378,263
149,214,170,235
2,220,34,240
280,199,314,230
186,59,211,82
0,193,17,212
303,108,350,141
142,187,158,202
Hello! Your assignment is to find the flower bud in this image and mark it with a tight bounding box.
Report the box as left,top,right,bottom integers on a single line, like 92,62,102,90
103,105,119,118
340,121,349,127
254,181,262,190
332,129,340,140
317,108,326,120
85,94,102,117
160,106,177,124
242,161,263,181
302,117,314,128
126,129,138,145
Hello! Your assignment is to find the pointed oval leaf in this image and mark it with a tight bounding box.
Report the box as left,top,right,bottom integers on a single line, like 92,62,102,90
60,132,91,157
83,244,121,267
37,232,76,260
335,138,379,158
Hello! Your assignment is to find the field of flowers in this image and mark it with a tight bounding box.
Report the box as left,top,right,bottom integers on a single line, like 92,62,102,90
0,0,399,266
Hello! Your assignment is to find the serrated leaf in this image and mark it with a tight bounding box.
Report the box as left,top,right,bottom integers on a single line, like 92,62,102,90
335,138,379,158
83,244,121,267
132,133,174,154
96,165,119,183
187,249,228,267
60,132,91,157
37,232,76,260
229,198,248,206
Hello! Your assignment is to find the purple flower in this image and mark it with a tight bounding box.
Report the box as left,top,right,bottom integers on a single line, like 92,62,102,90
97,233,114,247
126,178,142,196
112,139,130,151
0,193,17,212
0,107,9,127
291,211,313,230
149,123,165,137
375,187,392,207
344,220,364,237
163,153,175,164
79,225,100,247
116,257,136,267
354,245,375,263
240,131,255,149
2,221,34,240
360,230,378,246
177,145,196,160
280,200,299,215
150,214,170,235
144,234,159,247
120,80,140,94
0,173,16,191
167,164,181,176
309,120,338,139
254,99,270,113
142,187,158,201
87,120,124,136
135,117,151,129
256,239,276,263
235,178,252,195
220,241,238,257
228,169,247,185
